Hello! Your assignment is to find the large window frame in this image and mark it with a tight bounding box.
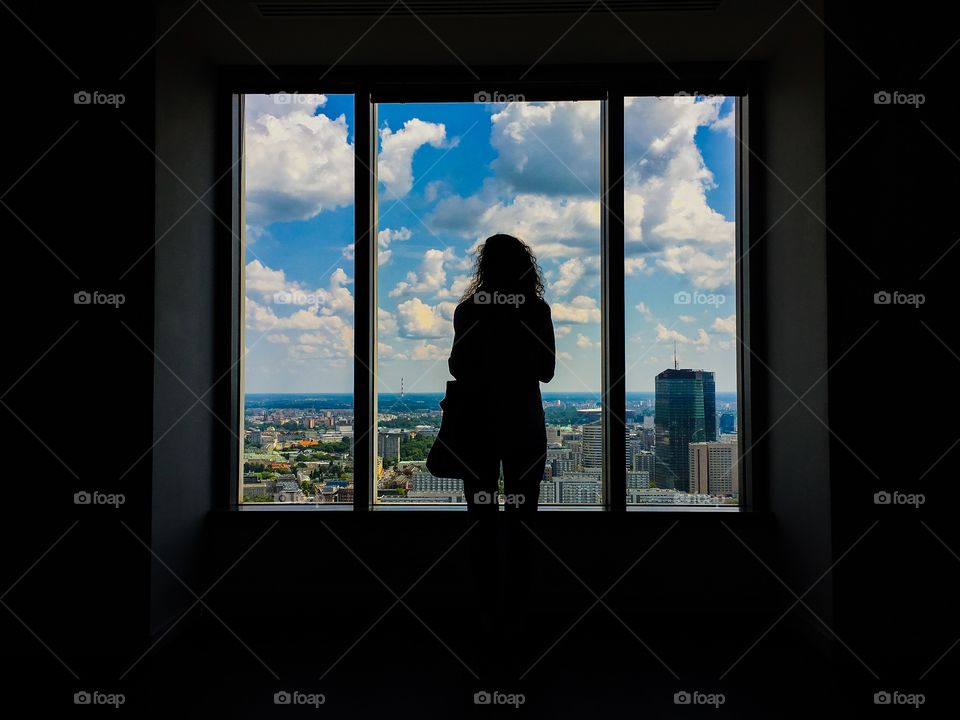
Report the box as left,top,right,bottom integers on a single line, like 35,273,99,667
223,64,756,512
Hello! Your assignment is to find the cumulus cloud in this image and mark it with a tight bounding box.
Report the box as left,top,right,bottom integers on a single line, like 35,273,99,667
389,247,461,298
379,119,449,198
489,101,600,196
432,192,600,261
634,302,653,321
575,333,595,348
622,96,736,289
712,314,736,335
244,99,354,226
551,257,586,297
378,307,397,334
395,297,456,339
552,295,601,324
655,323,710,347
244,261,354,341
409,341,448,361
656,247,734,290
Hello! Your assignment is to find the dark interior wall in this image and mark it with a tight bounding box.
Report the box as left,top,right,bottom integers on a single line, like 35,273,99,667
151,0,831,646
824,1,957,684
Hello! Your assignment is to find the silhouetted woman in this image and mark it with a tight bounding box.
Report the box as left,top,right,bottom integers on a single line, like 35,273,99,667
448,233,556,512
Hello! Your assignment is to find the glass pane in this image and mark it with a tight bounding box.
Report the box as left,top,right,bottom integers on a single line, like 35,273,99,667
374,99,603,506
623,95,739,507
240,93,355,505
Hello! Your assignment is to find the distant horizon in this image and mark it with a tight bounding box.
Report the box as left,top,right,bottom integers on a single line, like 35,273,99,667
244,390,740,397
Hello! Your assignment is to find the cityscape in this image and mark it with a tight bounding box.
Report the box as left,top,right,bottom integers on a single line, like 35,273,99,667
241,367,739,507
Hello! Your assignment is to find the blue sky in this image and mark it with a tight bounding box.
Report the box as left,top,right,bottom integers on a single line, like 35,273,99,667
242,93,737,396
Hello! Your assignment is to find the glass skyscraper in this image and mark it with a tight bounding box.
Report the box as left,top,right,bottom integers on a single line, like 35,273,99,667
653,369,716,490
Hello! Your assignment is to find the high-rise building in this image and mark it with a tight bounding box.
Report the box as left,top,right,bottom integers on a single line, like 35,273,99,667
688,441,737,496
654,368,716,489
719,412,736,434
582,421,632,470
377,430,402,465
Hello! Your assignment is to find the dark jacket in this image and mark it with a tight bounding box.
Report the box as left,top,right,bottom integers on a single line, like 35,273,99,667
448,292,555,424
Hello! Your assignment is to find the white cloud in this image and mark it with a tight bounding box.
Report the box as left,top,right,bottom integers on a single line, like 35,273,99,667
712,314,736,335
678,314,695,323
656,247,734,290
442,193,601,261
410,341,448,361
622,96,736,289
489,101,600,196
245,259,288,299
389,247,456,298
551,257,585,297
244,262,354,333
634,302,653,320
244,101,354,226
266,333,290,344
379,119,448,198
655,323,710,347
711,107,735,137
557,351,573,360
396,297,456,339
555,325,572,337
378,307,397,334
624,256,649,276
575,333,595,348
376,226,412,266
552,295,601,324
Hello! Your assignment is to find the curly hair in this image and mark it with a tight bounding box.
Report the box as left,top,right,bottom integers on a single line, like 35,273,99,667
460,233,545,302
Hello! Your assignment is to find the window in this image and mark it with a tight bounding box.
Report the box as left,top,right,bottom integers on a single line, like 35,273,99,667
239,93,356,505
373,99,603,506
233,76,747,510
623,96,740,507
